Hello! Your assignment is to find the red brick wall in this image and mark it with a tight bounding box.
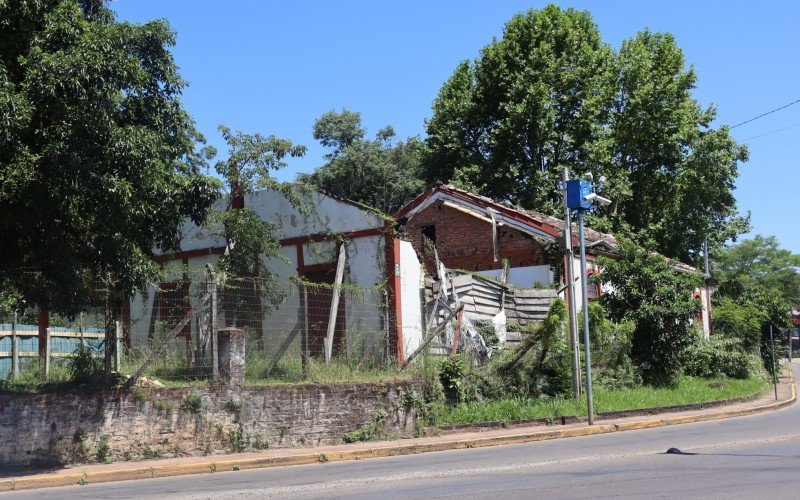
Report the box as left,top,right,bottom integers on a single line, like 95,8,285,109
405,202,548,273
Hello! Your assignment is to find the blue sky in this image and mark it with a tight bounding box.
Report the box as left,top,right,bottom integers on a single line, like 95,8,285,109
112,1,800,252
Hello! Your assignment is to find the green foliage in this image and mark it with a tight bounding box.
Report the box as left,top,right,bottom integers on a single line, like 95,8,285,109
95,434,112,463
225,396,243,413
0,0,220,316
67,344,103,385
439,356,467,404
712,299,766,352
600,239,702,386
423,5,747,262
712,235,800,329
300,109,426,214
228,424,247,453
182,390,205,414
343,409,388,443
682,336,764,380
584,302,640,390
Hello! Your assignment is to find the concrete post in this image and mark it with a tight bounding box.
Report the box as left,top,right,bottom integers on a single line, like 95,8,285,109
218,327,246,385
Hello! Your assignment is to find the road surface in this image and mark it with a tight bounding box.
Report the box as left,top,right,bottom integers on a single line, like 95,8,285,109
7,365,800,499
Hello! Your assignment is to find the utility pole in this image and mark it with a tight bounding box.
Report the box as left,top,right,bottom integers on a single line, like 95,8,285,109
577,208,595,424
562,167,581,398
566,175,612,426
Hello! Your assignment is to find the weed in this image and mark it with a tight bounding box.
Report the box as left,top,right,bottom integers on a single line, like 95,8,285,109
77,473,88,486
209,463,217,473
233,465,240,471
153,398,174,412
228,424,248,453
252,433,268,450
182,391,206,414
343,409,388,443
317,453,328,463
131,387,148,404
95,435,112,463
225,396,243,413
143,445,162,460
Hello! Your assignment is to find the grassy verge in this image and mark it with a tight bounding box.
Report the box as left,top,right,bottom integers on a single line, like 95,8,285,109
438,376,769,425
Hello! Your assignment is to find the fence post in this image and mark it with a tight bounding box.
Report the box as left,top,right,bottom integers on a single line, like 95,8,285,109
300,283,309,380
79,312,85,347
115,321,122,372
44,327,51,379
210,270,219,383
11,309,18,379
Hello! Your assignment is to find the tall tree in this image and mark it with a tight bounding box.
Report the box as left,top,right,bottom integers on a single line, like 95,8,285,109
300,110,426,214
0,0,219,316
609,30,749,262
210,126,306,326
423,5,748,263
423,5,614,214
712,235,800,329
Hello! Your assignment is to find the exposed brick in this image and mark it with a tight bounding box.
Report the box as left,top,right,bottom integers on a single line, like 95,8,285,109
405,202,548,273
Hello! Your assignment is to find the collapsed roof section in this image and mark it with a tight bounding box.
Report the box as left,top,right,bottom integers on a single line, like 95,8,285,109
394,183,619,256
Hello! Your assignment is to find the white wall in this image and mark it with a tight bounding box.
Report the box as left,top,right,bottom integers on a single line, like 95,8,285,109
398,240,424,359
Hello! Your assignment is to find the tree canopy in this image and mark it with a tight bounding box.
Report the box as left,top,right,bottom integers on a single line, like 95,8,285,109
712,235,800,332
0,0,219,315
299,109,426,215
423,5,748,264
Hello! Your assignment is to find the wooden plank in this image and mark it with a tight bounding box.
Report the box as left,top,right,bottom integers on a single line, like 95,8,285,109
400,305,463,370
324,244,346,364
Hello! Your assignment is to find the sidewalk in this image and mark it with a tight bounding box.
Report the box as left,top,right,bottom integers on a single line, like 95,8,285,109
0,367,794,493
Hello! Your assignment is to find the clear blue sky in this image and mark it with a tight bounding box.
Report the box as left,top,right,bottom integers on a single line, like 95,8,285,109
112,0,800,253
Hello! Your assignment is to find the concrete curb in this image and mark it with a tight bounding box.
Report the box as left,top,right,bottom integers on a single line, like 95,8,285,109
1,371,794,493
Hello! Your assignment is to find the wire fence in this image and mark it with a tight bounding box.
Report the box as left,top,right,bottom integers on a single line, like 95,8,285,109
121,276,394,383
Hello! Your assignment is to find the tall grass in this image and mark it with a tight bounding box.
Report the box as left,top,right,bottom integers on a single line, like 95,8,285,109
439,376,769,425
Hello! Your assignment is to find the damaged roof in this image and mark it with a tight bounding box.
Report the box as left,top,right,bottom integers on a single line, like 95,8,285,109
394,183,619,253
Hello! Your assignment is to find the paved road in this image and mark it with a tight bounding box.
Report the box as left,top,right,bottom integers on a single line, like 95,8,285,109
8,366,800,499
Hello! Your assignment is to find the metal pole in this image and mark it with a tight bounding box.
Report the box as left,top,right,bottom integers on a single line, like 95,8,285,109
210,273,219,383
578,210,595,424
563,167,581,398
770,324,778,400
44,327,51,380
11,309,19,379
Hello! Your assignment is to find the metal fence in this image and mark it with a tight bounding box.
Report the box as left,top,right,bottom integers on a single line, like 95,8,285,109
121,276,393,383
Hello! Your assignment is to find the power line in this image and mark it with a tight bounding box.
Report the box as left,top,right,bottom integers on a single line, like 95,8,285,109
741,121,800,142
731,98,800,129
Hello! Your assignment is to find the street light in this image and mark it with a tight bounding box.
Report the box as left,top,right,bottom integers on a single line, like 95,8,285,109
565,175,611,426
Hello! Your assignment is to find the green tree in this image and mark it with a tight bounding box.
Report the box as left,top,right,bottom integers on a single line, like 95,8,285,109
599,239,702,385
300,110,426,214
0,0,219,316
609,30,748,262
313,108,365,159
423,5,748,263
210,126,306,327
712,235,800,330
423,5,614,214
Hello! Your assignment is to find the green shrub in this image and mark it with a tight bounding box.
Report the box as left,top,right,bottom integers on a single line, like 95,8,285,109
439,356,467,404
682,336,762,380
182,391,206,414
68,344,103,385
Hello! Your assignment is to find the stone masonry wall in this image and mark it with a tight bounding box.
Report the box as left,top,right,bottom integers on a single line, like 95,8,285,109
0,381,422,467
405,202,548,273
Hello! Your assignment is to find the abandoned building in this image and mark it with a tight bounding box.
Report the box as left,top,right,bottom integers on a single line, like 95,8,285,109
393,184,712,341
128,187,425,364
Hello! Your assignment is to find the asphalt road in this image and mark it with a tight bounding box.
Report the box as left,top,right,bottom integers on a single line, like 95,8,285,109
7,365,800,499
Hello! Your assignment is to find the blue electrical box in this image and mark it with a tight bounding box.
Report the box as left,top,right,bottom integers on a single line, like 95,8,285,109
566,179,592,210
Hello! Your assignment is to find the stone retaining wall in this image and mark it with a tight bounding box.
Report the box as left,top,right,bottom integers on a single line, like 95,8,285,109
0,381,422,467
